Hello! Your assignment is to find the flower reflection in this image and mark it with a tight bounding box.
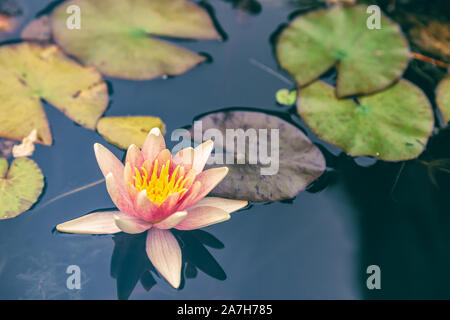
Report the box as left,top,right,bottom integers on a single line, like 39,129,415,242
110,230,226,300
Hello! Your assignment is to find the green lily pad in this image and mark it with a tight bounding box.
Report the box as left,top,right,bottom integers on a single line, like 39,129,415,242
436,75,450,124
276,5,410,97
97,116,166,149
297,80,434,161
189,110,326,202
0,157,44,219
0,42,109,146
51,0,221,80
276,89,297,106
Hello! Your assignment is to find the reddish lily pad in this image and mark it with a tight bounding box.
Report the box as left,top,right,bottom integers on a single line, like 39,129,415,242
0,43,108,145
297,80,434,161
51,0,221,80
436,75,450,124
0,157,44,219
276,5,410,97
189,110,326,202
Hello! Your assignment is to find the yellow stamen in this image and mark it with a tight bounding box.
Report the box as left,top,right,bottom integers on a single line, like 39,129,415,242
133,159,190,205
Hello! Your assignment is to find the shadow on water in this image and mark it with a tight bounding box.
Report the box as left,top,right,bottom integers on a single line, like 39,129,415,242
335,126,450,299
110,229,226,300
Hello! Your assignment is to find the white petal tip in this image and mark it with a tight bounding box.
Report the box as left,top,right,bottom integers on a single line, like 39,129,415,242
150,127,161,136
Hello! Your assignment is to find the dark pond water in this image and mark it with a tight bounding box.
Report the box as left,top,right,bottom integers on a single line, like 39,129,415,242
0,0,450,299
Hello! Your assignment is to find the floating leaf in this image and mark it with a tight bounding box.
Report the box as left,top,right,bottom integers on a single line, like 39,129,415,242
276,5,409,97
21,15,51,41
297,80,434,161
0,43,109,146
97,116,166,149
436,75,450,124
276,89,297,106
51,0,221,80
189,110,325,202
0,157,44,219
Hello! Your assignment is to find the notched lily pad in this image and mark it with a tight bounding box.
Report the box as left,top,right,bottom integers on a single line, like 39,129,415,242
51,0,221,80
436,75,450,124
0,43,109,146
276,5,410,97
0,157,44,219
297,80,434,161
97,116,166,149
189,110,326,202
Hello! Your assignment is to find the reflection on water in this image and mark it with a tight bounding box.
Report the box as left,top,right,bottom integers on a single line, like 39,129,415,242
110,230,226,300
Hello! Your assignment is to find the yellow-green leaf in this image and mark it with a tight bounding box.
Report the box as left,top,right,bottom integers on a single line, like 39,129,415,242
0,157,44,220
0,43,109,146
51,0,221,80
97,116,166,149
436,75,450,124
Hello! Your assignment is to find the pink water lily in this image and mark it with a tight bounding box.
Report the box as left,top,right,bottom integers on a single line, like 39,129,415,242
56,128,247,288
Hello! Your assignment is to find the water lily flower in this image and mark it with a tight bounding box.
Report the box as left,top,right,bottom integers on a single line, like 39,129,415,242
56,128,247,288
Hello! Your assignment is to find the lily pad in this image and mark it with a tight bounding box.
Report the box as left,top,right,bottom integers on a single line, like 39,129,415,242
189,110,326,202
276,89,297,106
0,157,44,219
297,80,434,161
436,75,450,124
97,116,166,149
276,5,410,97
51,0,221,80
0,43,108,146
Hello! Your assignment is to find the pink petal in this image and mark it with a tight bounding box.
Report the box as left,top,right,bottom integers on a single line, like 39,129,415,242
155,192,180,221
175,206,230,230
105,173,135,216
124,162,134,185
192,197,248,213
172,147,194,171
56,211,123,234
125,144,144,169
154,149,172,174
154,211,187,230
176,181,202,211
146,229,182,289
194,167,228,199
179,167,228,209
135,190,158,222
192,140,214,173
114,214,152,234
142,128,166,162
94,143,125,186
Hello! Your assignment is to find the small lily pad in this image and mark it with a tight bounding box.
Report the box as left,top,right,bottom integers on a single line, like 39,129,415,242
297,80,434,161
189,110,326,202
51,0,221,80
276,5,410,97
436,75,450,124
0,157,44,219
97,116,166,149
0,43,109,146
276,89,297,106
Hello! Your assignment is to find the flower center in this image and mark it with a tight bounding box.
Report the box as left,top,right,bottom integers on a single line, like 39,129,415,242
133,159,189,205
